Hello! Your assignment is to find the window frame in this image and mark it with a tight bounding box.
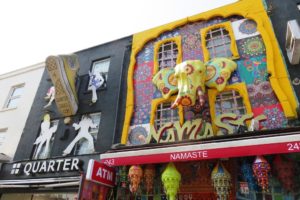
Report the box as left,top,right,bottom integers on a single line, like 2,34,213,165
153,36,182,74
73,112,101,155
89,58,110,89
200,21,239,62
150,96,184,130
208,82,252,132
4,84,25,109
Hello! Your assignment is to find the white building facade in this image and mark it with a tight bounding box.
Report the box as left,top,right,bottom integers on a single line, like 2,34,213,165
0,63,44,159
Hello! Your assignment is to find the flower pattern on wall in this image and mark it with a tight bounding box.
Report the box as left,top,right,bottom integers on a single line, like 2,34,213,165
237,36,266,59
252,104,287,129
128,124,150,145
247,81,279,108
239,19,257,35
237,55,267,84
131,104,151,125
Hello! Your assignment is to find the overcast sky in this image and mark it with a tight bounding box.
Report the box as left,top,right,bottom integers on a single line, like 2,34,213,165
0,0,236,75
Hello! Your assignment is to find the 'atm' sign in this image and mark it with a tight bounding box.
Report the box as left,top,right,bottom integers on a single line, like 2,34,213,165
86,159,116,187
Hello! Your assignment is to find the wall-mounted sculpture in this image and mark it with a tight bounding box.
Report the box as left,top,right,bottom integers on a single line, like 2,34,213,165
33,114,58,159
43,86,55,108
88,71,105,103
153,58,237,109
63,115,98,155
45,54,80,116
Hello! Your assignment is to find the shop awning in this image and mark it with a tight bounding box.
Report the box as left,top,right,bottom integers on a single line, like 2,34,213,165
0,176,80,188
100,133,300,166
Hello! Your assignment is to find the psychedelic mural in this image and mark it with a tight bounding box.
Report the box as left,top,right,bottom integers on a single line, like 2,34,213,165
126,16,292,145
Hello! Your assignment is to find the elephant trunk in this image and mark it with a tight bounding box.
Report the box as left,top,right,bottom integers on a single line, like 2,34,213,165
197,87,205,108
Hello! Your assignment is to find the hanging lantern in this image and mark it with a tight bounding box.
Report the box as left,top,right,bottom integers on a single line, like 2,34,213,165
211,161,232,200
240,160,258,191
161,163,181,200
273,155,294,192
128,165,143,193
144,164,156,194
252,156,270,191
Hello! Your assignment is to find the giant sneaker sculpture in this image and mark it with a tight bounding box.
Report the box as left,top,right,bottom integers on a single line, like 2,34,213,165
46,54,80,116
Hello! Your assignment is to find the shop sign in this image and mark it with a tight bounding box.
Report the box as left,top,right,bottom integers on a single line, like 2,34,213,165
11,158,80,176
239,182,249,194
86,159,115,187
101,139,300,166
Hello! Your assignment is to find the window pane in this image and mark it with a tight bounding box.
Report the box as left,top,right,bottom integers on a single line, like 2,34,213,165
33,120,59,159
6,98,19,108
155,102,179,130
11,86,24,97
158,41,178,69
206,28,232,59
215,90,246,134
91,59,110,87
0,133,5,146
5,85,24,108
92,59,110,74
74,113,101,155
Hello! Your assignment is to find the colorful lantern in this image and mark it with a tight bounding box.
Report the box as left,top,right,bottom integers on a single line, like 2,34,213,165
161,163,181,200
273,155,294,192
144,164,156,194
211,161,232,200
252,156,270,191
240,160,258,191
128,165,143,193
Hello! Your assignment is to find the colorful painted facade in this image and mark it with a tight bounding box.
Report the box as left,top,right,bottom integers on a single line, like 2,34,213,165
104,0,300,199
122,0,297,146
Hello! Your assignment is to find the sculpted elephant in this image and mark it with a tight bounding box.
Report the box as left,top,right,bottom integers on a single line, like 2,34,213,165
152,58,237,109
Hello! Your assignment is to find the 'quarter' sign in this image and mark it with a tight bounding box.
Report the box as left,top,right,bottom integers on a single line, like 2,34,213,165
86,159,116,187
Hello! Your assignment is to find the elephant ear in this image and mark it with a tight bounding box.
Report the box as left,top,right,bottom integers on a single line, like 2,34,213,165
152,67,178,99
205,57,237,92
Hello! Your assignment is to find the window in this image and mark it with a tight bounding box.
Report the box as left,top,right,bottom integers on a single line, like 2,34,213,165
0,128,7,147
154,102,180,130
74,112,101,155
215,90,246,116
201,21,239,62
153,36,182,73
4,84,24,109
32,120,59,159
158,41,178,69
206,28,232,58
208,83,252,133
91,58,110,88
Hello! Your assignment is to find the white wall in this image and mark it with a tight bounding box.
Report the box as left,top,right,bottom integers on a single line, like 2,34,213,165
0,63,44,159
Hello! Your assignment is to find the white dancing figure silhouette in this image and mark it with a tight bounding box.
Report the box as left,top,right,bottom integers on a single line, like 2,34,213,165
34,114,58,159
63,115,98,155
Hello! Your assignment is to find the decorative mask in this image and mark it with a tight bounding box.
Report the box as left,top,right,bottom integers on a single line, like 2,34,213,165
161,163,181,200
252,156,270,191
128,165,143,193
211,161,232,200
